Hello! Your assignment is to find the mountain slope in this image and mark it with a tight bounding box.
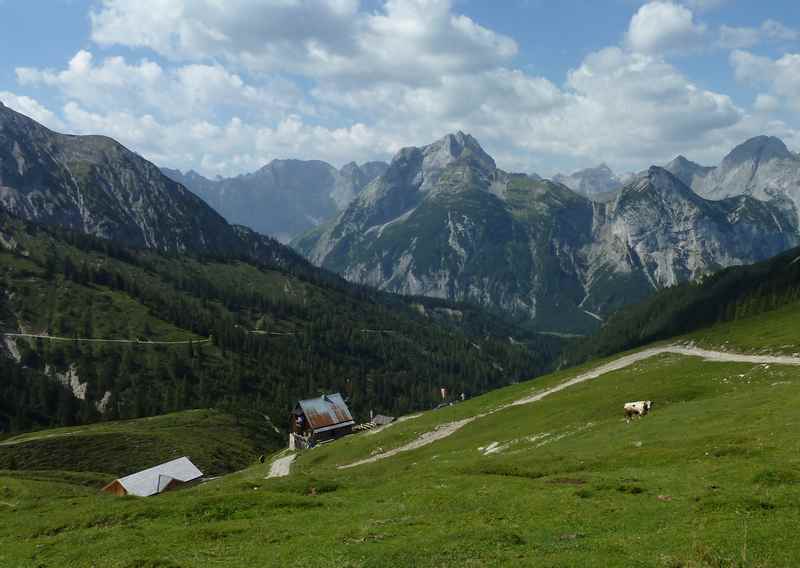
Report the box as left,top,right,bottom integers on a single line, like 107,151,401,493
0,209,554,435
4,296,800,566
163,159,387,242
576,242,800,361
297,133,799,333
663,155,714,188
692,136,800,218
0,409,277,477
0,101,243,253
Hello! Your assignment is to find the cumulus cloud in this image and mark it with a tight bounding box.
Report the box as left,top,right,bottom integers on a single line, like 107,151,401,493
626,1,706,55
719,20,800,49
5,0,797,179
731,50,800,111
754,93,781,114
0,91,65,130
682,0,727,12
16,50,313,122
89,0,517,86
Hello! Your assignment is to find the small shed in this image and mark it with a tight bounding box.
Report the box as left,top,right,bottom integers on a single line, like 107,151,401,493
291,393,355,443
101,456,203,497
373,414,395,426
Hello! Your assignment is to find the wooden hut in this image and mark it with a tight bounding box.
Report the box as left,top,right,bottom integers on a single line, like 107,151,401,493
290,393,355,444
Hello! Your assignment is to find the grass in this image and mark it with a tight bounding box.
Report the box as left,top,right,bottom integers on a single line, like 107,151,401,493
2,305,800,566
0,409,275,479
685,300,800,355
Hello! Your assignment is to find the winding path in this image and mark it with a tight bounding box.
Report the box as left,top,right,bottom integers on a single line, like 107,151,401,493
266,453,296,479
1,332,209,345
338,344,800,469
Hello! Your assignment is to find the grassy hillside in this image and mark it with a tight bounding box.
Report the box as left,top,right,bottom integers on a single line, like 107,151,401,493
576,245,800,361
0,211,557,435
2,301,799,566
0,409,278,481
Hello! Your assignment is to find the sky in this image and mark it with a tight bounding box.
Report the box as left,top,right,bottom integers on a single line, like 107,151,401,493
0,0,799,178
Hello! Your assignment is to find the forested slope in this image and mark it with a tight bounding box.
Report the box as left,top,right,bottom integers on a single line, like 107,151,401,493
0,211,558,435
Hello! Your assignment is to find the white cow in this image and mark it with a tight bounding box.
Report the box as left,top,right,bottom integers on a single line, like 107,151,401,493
624,400,652,420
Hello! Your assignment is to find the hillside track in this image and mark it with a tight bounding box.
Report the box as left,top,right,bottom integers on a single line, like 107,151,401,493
266,453,296,478
1,332,209,345
339,345,800,469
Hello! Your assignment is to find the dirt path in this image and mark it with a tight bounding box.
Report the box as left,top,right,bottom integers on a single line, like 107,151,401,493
340,418,475,469
366,413,423,436
338,345,800,469
1,332,209,345
266,453,296,478
0,431,82,447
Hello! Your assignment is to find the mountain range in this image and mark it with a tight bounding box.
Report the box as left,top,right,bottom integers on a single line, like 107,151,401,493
553,164,632,201
296,132,800,333
163,159,387,242
3,98,800,336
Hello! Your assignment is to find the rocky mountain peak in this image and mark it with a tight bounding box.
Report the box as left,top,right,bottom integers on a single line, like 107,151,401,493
619,166,696,201
553,163,623,198
421,131,496,174
340,161,360,175
664,154,713,187
666,155,692,168
722,136,795,168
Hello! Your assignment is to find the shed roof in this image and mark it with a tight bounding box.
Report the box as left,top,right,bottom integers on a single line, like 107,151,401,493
298,393,354,432
114,457,202,497
373,415,395,426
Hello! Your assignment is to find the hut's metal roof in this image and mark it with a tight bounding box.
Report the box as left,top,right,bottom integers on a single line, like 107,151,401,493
115,457,202,497
298,393,354,432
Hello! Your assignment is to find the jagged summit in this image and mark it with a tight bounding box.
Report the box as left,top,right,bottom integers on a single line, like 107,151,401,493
553,163,623,198
722,135,795,167
417,131,496,173
619,166,697,200
663,155,713,188
666,155,699,169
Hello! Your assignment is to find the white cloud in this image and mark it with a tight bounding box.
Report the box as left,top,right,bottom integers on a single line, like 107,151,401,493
718,20,799,49
0,91,65,130
682,0,727,12
731,50,800,111
6,0,798,180
16,50,312,122
761,19,800,42
627,1,706,55
718,25,761,49
754,93,781,113
56,101,391,176
89,0,517,86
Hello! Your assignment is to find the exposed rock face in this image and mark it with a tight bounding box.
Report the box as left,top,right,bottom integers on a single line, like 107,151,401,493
0,102,317,272
663,155,714,188
297,134,799,333
0,103,241,253
554,164,623,201
690,136,800,217
164,159,387,242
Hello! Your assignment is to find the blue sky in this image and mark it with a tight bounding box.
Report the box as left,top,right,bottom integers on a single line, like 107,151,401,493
1,0,798,177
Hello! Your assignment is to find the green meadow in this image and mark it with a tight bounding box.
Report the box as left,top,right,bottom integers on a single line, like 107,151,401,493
2,306,800,567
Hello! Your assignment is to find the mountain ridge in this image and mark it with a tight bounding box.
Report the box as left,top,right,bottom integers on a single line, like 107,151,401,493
163,158,388,242
297,133,799,333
